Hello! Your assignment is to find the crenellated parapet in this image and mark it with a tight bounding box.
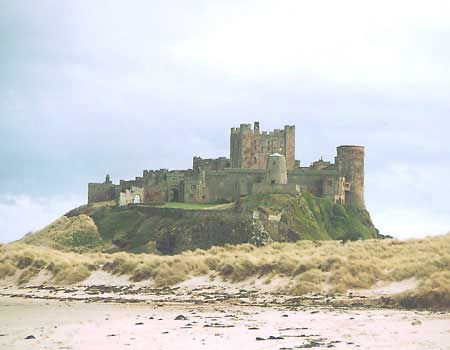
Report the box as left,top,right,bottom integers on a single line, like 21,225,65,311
193,156,231,172
230,122,296,170
88,175,115,203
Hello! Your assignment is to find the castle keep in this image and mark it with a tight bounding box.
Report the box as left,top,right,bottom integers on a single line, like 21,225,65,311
88,122,365,208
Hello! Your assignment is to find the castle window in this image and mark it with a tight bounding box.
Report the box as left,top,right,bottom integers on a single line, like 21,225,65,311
328,180,333,186
254,157,257,164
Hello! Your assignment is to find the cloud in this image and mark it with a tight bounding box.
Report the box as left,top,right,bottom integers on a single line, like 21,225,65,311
372,207,449,239
172,0,450,89
0,194,84,243
0,1,449,241
366,162,450,238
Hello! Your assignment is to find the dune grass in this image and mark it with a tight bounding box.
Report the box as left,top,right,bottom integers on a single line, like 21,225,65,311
0,244,101,284
20,215,104,252
1,233,450,309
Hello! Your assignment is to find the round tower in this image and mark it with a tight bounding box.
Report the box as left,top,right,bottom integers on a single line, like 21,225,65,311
265,153,288,185
336,145,365,208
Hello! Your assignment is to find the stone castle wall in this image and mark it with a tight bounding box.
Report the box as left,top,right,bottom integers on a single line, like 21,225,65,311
87,122,365,208
118,186,145,206
88,183,115,203
230,122,296,170
336,146,365,207
193,156,230,172
203,169,265,202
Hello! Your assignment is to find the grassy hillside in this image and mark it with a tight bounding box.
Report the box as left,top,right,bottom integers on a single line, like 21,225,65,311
242,193,379,241
20,193,380,254
2,233,450,309
21,215,105,252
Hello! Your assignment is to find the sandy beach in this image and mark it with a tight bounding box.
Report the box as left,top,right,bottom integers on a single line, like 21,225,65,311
1,292,449,350
1,258,449,349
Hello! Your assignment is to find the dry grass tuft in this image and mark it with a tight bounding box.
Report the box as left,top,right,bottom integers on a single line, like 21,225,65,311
21,215,103,252
0,244,103,285
0,262,16,278
397,271,450,309
1,233,450,308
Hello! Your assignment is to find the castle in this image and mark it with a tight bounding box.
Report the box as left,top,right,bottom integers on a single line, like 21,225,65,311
88,122,365,208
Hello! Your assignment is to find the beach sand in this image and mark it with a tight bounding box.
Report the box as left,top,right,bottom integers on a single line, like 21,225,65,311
1,295,449,350
1,272,449,350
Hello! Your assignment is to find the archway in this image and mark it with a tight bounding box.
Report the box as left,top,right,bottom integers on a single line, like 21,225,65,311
133,194,141,204
170,189,179,202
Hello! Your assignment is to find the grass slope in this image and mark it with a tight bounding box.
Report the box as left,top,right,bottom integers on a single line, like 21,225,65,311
151,202,228,210
20,193,379,254
20,215,104,252
243,193,379,240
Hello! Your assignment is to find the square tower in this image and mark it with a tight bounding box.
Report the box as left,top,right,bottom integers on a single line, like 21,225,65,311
230,122,296,170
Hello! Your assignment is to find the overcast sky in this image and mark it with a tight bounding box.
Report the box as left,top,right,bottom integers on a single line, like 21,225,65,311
1,0,449,242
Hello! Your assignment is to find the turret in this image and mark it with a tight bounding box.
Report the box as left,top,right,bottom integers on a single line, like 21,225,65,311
283,125,296,169
254,121,260,134
336,145,365,208
265,153,288,185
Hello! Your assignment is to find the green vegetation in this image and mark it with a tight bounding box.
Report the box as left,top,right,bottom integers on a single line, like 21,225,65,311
20,193,379,254
150,202,228,210
21,215,104,252
243,193,379,240
2,233,450,309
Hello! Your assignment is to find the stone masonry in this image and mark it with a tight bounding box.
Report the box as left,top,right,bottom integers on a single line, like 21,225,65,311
88,122,365,208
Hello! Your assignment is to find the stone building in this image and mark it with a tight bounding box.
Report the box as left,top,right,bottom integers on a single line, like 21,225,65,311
230,122,296,170
88,122,365,208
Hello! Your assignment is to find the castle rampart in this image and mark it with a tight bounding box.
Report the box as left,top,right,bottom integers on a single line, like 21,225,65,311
88,123,365,208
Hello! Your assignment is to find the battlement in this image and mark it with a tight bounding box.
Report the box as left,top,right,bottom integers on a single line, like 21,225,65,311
231,122,295,136
310,158,332,170
193,156,231,172
230,122,296,170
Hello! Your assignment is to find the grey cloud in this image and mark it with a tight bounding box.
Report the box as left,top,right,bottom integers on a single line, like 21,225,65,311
0,1,449,241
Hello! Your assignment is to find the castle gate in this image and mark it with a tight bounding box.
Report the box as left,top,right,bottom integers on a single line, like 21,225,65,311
169,188,179,202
